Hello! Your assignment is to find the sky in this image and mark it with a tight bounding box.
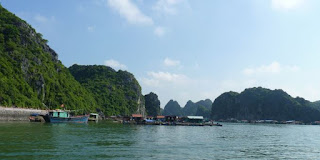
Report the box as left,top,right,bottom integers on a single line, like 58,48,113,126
2,0,320,107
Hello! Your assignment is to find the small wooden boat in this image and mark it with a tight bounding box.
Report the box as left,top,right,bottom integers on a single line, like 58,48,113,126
43,110,89,123
29,113,45,122
212,123,222,126
204,121,223,126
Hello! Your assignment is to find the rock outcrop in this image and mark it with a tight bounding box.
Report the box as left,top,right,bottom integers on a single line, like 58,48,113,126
144,92,161,117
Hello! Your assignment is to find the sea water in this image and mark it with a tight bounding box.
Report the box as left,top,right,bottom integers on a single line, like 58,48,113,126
0,122,319,159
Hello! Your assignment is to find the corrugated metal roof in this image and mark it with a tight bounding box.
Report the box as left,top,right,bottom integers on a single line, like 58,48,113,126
132,114,143,118
187,116,203,119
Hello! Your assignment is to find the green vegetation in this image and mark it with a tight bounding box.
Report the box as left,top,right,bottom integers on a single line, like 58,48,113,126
0,5,97,112
182,99,212,118
144,92,160,117
163,99,212,117
163,100,183,116
182,101,198,116
195,105,210,118
69,64,145,116
2,4,319,121
310,100,320,111
0,5,146,115
211,87,320,123
196,99,212,110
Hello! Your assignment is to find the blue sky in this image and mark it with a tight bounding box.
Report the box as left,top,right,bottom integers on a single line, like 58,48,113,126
2,0,320,107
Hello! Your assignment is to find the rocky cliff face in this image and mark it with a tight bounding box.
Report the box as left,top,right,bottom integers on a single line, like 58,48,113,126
144,92,161,117
0,5,97,111
69,64,146,116
211,87,320,123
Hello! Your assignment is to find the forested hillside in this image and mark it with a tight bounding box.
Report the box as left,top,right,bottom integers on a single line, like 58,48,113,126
69,64,145,116
211,87,320,123
0,5,97,111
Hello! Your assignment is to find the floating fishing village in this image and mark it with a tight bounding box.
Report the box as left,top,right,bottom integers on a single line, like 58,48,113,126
5,106,222,126
3,105,320,126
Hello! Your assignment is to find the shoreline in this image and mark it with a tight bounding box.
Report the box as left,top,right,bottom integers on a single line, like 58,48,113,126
0,106,47,121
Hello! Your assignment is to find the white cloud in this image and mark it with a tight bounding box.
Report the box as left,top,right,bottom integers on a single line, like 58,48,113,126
163,57,180,67
140,71,220,107
34,15,55,23
154,26,166,37
140,71,194,106
243,61,300,76
153,0,185,15
106,0,186,37
107,0,153,25
271,0,305,10
148,71,187,83
140,71,190,88
87,25,96,32
34,15,47,23
104,59,127,70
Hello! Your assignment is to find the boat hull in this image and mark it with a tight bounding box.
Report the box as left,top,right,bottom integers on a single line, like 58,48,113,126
45,115,89,123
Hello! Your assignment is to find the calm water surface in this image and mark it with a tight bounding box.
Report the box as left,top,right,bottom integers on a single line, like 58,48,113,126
0,122,320,160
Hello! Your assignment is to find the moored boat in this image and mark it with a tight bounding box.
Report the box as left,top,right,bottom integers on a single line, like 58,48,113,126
43,110,89,123
88,113,99,122
29,113,45,122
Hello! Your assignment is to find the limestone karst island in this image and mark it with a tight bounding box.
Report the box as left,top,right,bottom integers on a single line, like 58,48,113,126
1,1,320,159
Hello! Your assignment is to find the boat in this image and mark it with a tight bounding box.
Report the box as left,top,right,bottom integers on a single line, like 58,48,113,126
43,110,89,123
212,123,223,126
29,113,45,122
88,113,99,122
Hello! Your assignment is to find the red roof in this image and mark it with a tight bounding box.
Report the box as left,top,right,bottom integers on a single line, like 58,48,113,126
157,116,165,119
132,114,143,118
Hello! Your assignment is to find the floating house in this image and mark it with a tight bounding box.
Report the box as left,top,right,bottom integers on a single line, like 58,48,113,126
131,114,143,123
165,115,178,122
185,116,204,123
156,115,165,122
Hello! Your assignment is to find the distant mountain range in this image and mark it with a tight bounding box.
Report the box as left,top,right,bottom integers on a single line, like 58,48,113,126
163,99,212,118
162,87,320,123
